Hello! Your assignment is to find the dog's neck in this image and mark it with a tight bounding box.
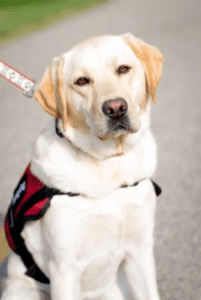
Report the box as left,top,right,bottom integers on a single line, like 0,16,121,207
56,118,128,160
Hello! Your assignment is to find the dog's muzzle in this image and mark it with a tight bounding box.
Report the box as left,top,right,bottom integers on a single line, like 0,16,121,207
102,98,131,133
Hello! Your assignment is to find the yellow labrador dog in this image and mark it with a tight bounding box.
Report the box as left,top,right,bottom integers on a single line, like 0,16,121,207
2,33,163,300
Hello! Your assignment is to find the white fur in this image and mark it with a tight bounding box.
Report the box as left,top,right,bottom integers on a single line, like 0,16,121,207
2,34,161,300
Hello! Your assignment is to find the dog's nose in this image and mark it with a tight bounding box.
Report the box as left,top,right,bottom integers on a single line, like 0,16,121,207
102,98,128,119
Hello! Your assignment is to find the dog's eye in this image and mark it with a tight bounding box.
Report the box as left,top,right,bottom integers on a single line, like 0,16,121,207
117,66,131,74
75,77,90,86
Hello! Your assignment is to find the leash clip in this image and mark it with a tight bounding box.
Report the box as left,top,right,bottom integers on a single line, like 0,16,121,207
23,78,38,98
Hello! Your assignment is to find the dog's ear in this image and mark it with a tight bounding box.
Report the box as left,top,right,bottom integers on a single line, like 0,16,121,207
123,33,163,105
34,57,68,129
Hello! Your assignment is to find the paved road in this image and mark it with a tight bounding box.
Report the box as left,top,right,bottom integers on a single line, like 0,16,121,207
0,0,201,299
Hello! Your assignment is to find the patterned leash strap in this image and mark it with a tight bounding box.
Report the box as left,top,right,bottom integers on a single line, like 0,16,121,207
0,59,37,98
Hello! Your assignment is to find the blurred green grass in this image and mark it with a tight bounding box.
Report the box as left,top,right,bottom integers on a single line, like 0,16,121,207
0,0,108,45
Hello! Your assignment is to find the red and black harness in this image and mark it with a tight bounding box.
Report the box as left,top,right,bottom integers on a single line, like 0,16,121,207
4,119,162,284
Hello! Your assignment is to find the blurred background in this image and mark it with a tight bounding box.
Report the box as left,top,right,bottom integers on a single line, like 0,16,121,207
0,0,201,299
0,0,109,45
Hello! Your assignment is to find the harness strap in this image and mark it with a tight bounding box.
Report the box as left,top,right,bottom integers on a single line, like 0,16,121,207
151,180,162,197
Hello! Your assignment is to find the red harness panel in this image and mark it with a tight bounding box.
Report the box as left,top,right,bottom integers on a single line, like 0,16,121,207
4,164,80,283
5,165,47,250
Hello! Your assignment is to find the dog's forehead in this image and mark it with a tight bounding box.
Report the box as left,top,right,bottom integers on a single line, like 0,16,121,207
63,35,136,71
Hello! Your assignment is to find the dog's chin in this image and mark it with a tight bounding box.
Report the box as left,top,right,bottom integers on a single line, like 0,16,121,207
97,126,137,140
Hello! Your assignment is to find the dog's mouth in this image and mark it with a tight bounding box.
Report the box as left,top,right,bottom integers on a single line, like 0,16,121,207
97,117,136,140
108,116,134,134
112,123,128,132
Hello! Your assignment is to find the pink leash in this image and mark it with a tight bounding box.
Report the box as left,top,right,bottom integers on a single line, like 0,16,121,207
0,59,37,98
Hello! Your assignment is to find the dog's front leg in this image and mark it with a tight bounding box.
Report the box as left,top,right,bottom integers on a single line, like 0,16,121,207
2,251,41,300
123,247,160,300
49,260,80,300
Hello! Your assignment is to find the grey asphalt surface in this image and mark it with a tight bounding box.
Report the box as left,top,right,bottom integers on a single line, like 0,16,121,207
0,0,201,299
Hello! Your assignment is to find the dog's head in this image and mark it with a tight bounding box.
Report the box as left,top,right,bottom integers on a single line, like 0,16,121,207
34,33,163,143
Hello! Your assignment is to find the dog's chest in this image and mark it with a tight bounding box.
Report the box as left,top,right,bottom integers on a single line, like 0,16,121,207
32,125,157,199
23,179,154,293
